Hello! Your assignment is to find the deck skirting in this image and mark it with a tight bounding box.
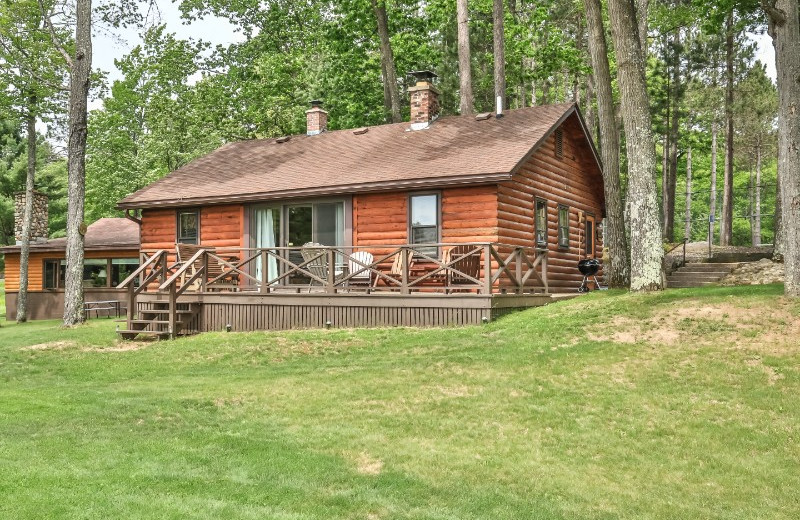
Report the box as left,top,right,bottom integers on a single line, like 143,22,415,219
136,292,552,333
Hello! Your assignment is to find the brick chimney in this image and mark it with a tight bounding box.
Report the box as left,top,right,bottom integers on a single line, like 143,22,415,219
14,190,49,244
408,70,440,130
306,100,328,135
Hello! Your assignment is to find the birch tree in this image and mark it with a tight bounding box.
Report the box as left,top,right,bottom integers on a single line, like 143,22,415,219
607,0,664,290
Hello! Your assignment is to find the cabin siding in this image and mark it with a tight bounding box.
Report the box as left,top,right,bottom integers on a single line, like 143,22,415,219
140,205,245,251
353,185,499,247
498,116,605,292
3,249,139,292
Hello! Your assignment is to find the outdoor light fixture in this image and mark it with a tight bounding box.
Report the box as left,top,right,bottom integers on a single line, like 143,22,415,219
225,323,232,332
325,320,332,329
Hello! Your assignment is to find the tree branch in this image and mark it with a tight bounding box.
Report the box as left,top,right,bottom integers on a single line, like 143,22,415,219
38,0,73,68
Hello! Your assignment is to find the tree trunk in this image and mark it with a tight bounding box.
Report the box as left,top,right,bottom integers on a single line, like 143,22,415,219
665,30,680,243
753,142,762,246
685,146,692,240
493,0,505,110
17,101,37,323
456,0,474,115
371,0,402,123
774,168,783,257
585,73,597,141
710,119,718,242
763,0,800,295
63,0,92,326
607,0,662,291
636,0,649,55
720,12,735,246
661,132,668,236
584,0,630,288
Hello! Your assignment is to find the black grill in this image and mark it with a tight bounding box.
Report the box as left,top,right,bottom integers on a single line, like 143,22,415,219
577,259,601,292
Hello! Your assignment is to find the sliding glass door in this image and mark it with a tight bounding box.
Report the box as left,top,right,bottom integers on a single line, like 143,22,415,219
251,200,348,286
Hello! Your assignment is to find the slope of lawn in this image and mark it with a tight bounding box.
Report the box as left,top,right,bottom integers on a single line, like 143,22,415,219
0,284,798,519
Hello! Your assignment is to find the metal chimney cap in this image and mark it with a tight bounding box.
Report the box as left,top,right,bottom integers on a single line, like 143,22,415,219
309,100,324,108
407,70,438,83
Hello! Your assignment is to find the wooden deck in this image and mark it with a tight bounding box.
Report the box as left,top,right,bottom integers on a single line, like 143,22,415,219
117,243,551,339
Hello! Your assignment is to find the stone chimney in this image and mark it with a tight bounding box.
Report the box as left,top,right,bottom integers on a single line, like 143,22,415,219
408,70,440,130
14,190,49,244
306,100,328,135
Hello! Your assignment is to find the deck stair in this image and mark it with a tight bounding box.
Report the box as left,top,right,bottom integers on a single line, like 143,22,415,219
666,262,741,288
117,300,201,340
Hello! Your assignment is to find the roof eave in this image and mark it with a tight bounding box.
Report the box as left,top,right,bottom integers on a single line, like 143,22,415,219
116,172,512,210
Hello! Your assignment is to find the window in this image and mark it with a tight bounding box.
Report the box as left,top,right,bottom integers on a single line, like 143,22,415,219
44,259,60,289
585,214,596,257
535,199,548,246
409,193,440,257
177,210,199,244
83,259,108,288
558,205,570,248
112,258,140,287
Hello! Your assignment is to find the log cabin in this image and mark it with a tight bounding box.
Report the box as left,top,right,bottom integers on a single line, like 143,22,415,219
111,72,606,337
1,203,140,320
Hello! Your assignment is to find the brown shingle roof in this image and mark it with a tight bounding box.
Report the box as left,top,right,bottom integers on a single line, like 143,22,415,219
0,218,139,254
118,103,580,209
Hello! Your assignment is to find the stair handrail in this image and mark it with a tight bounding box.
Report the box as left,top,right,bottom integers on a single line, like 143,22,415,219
116,249,167,290
665,238,688,269
117,249,168,328
159,248,207,293
159,248,208,339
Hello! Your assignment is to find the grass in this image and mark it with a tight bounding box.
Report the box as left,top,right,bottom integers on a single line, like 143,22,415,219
0,284,798,519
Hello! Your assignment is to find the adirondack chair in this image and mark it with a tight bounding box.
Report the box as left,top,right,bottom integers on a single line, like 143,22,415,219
347,251,375,291
376,249,412,290
300,243,344,292
447,244,481,293
176,243,239,291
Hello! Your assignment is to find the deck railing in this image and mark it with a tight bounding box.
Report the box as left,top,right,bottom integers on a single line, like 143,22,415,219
128,243,548,295
118,243,548,338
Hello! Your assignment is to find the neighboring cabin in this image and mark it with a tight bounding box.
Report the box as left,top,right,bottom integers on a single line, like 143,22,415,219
1,196,139,320
118,77,605,295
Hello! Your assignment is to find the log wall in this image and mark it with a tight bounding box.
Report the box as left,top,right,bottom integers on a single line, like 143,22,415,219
140,205,246,257
353,185,498,256
498,113,605,292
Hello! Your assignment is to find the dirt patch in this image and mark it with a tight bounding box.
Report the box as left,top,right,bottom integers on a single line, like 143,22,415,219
355,452,383,476
21,340,77,351
83,341,151,352
586,301,800,354
745,358,785,385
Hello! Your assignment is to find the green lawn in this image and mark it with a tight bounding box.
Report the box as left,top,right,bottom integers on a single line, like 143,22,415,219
1,285,798,519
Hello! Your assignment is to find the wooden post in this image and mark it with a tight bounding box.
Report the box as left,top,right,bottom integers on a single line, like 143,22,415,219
260,250,269,294
126,283,135,326
326,249,335,293
159,251,167,285
541,251,549,293
515,248,523,294
201,251,208,292
483,244,492,294
168,283,177,339
400,248,409,295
